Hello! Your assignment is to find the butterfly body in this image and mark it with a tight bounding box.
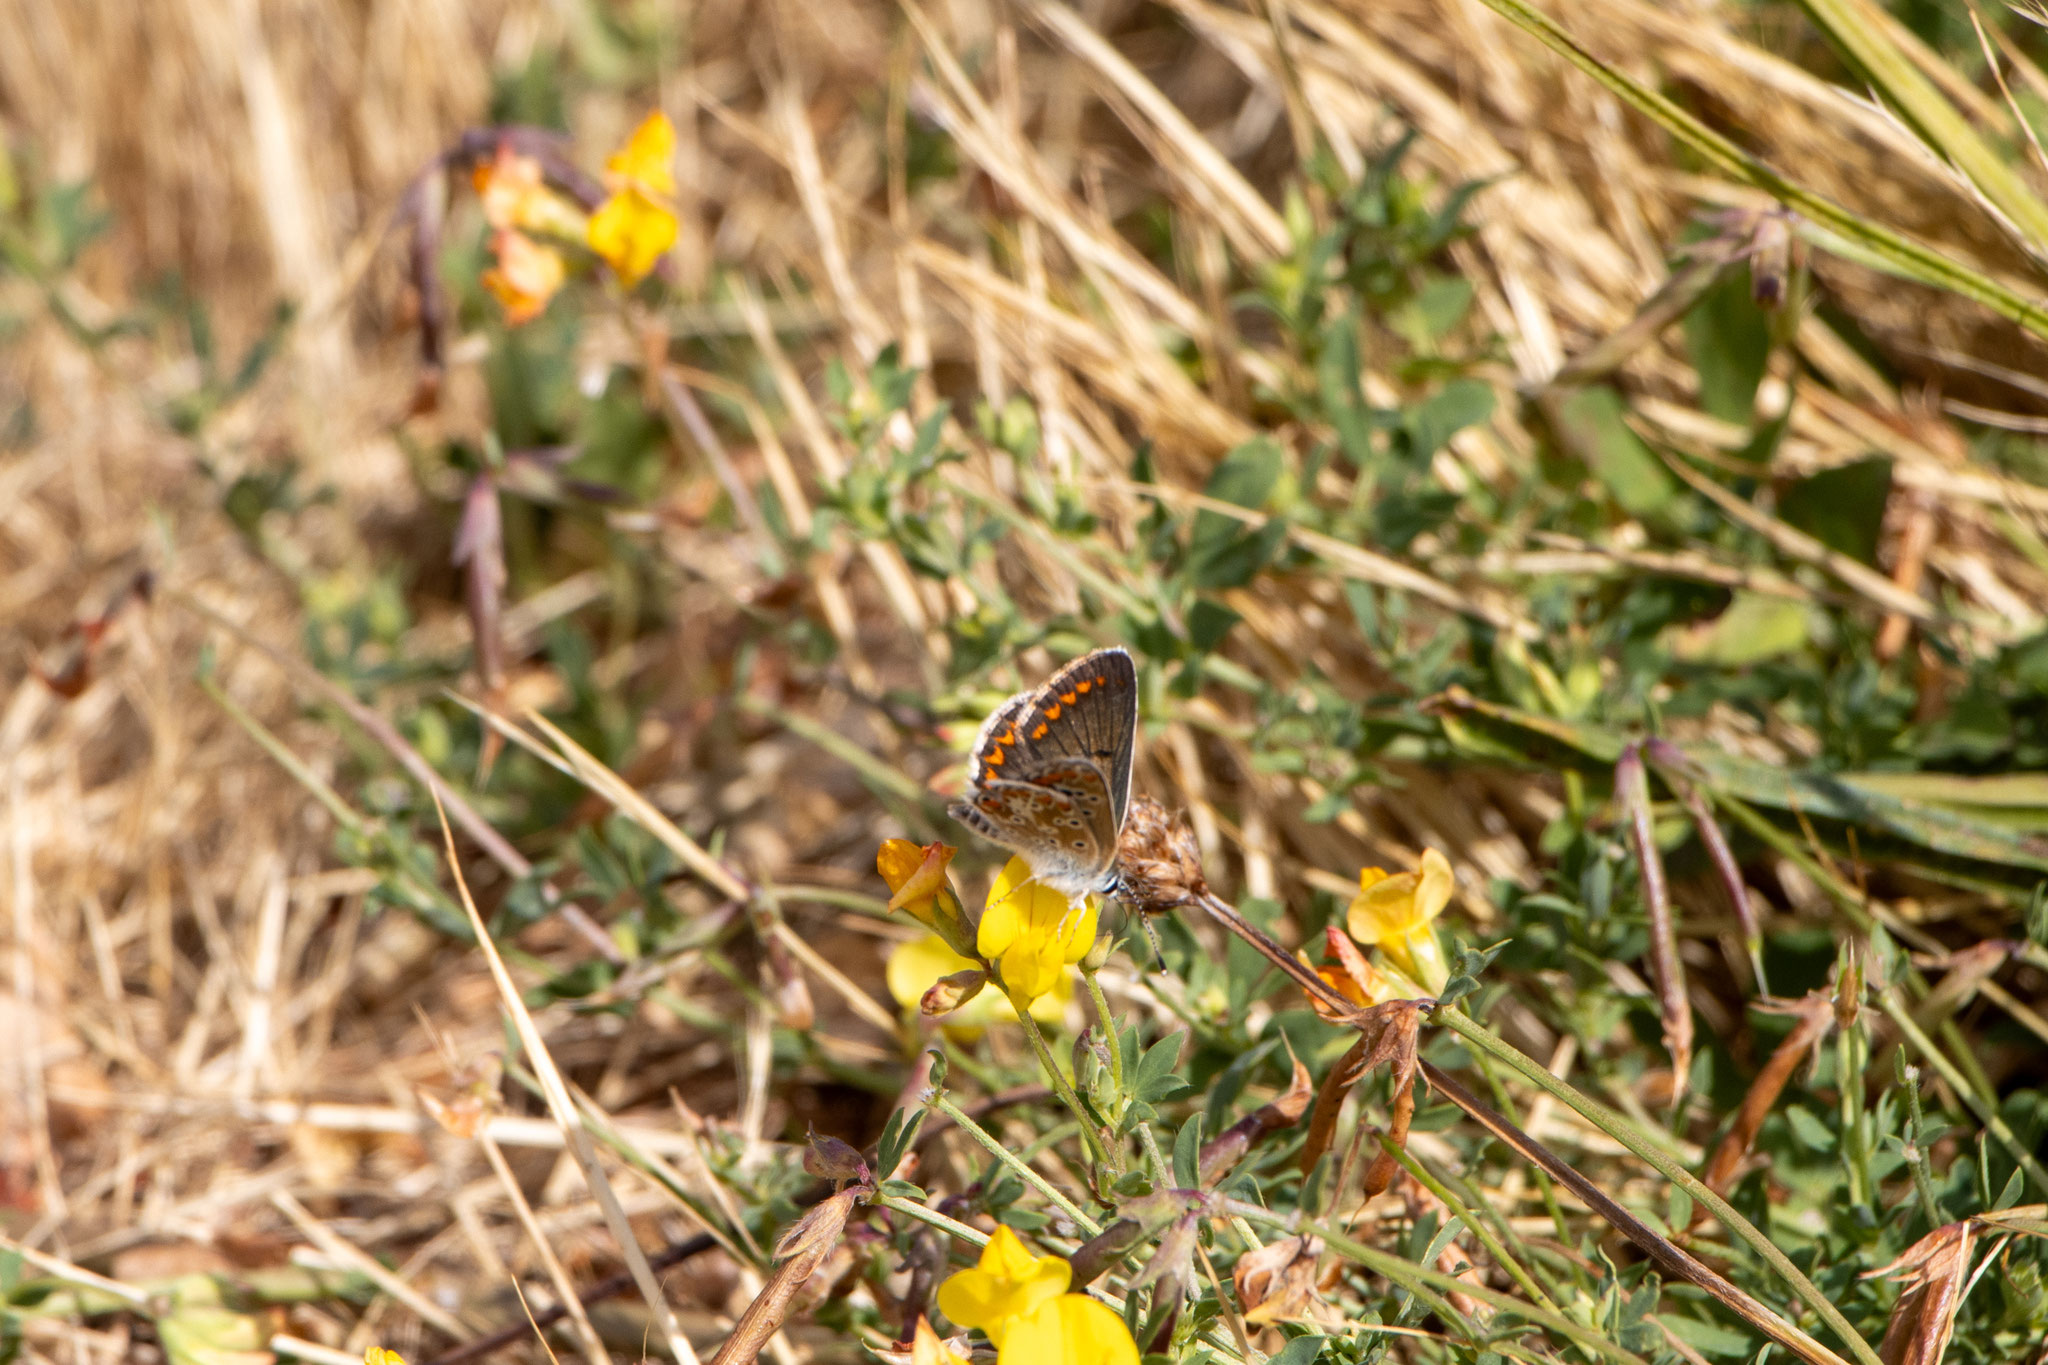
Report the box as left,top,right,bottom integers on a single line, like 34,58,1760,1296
950,648,1138,900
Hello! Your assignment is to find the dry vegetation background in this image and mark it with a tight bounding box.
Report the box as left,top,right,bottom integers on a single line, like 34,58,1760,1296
5,0,2048,1361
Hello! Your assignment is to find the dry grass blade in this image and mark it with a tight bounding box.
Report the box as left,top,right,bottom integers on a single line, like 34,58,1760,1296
426,790,704,1365
708,1188,863,1365
1617,743,1692,1104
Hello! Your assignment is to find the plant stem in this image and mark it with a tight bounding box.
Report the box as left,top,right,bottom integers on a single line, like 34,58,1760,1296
1084,968,1124,1098
1228,1209,1652,1365
1876,991,2048,1198
1434,1014,1878,1365
1013,993,1121,1176
1898,1062,1948,1226
874,1192,990,1247
1381,1135,1558,1313
928,1093,1100,1235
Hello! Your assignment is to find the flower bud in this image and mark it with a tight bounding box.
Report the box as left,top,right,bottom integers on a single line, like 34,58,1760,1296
921,968,987,1017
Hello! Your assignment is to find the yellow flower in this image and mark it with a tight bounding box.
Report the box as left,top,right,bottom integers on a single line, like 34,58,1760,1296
878,839,977,959
887,933,1067,1032
936,1227,1071,1347
977,858,1098,1006
935,1229,1140,1365
587,111,679,286
365,1350,407,1365
911,1316,970,1365
481,230,565,326
473,145,588,240
1346,847,1453,994
997,1294,1140,1365
606,110,678,197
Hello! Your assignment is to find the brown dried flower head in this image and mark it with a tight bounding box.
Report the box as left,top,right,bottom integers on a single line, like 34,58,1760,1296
1114,796,1207,915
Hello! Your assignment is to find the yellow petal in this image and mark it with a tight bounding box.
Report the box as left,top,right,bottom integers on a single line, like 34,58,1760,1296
997,1295,1140,1365
884,842,957,915
586,186,678,287
1347,848,1453,946
1058,897,1100,967
1347,868,1421,945
936,1227,1071,1346
607,111,678,196
877,838,928,894
365,1351,408,1365
1412,847,1454,924
887,935,1065,1033
977,857,1040,960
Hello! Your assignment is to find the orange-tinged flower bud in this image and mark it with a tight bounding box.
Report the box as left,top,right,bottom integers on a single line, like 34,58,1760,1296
877,839,976,958
481,230,565,325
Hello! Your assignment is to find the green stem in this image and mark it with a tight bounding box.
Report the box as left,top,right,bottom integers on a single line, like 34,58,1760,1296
1084,969,1124,1099
1899,1062,1948,1227
1014,993,1121,1176
875,1192,990,1247
1381,1135,1558,1313
1877,992,2048,1199
1836,1016,1872,1212
1227,1210,1651,1365
1438,1011,1881,1365
929,1094,1101,1235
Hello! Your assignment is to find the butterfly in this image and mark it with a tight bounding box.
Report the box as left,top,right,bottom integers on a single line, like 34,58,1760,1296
949,647,1139,901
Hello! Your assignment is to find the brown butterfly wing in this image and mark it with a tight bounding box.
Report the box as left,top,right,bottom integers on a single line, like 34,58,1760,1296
997,648,1137,827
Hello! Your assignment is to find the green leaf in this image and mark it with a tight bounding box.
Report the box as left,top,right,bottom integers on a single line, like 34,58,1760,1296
1317,312,1377,467
1683,264,1773,425
1661,1313,1760,1358
1172,1114,1204,1189
1134,1034,1191,1104
1786,1105,1836,1152
1267,1336,1330,1365
877,1106,926,1179
1404,378,1494,461
1777,457,1891,564
1189,439,1289,588
1548,385,1678,518
1665,592,1810,667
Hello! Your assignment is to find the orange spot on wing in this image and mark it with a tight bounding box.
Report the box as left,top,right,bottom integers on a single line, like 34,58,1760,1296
999,729,1016,745
1060,691,1077,705
1075,681,1091,694
1044,703,1062,720
1031,723,1049,739
1094,674,1107,684
986,749,1005,766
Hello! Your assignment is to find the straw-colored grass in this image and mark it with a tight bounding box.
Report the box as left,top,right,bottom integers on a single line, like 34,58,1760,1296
4,0,2048,1361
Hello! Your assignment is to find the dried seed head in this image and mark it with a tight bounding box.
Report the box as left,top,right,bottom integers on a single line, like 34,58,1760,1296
1114,796,1207,915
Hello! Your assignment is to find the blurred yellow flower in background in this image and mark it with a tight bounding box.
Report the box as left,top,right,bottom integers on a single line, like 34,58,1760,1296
1346,847,1454,995
977,857,1097,1006
587,111,680,286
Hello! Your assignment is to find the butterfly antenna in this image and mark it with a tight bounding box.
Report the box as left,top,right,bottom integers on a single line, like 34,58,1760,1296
1137,912,1167,971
